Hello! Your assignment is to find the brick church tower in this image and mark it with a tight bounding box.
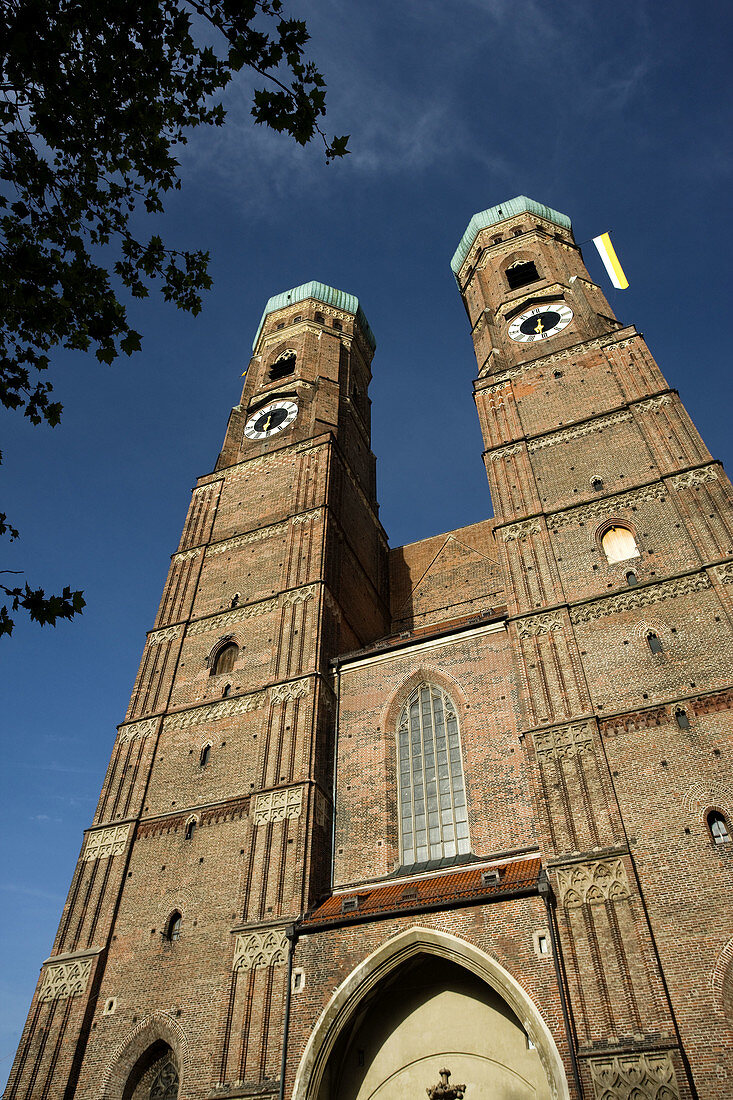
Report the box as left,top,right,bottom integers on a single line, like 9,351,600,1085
6,198,733,1100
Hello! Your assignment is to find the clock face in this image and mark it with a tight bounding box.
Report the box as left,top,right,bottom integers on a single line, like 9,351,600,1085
243,400,298,440
507,303,574,343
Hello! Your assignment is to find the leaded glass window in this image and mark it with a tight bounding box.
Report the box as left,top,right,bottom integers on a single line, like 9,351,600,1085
150,1059,179,1099
397,684,470,865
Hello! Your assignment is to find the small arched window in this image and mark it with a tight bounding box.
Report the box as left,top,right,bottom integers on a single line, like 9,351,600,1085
646,632,663,655
333,319,342,331
314,311,325,324
230,593,240,608
269,352,296,381
601,525,640,564
165,911,182,941
591,477,604,492
708,811,731,845
200,744,211,767
212,642,237,676
626,570,638,587
675,709,690,730
397,683,469,866
184,819,196,841
222,683,231,698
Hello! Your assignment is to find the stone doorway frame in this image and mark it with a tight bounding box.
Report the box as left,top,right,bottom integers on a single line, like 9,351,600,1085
291,926,570,1100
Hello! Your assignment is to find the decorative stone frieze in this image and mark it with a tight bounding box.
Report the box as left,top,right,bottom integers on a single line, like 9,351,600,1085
253,786,303,825
146,625,181,646
714,563,733,584
117,717,158,743
589,1052,680,1100
270,678,310,705
172,546,202,563
82,824,131,861
528,410,632,451
39,958,93,1002
163,691,267,731
532,722,595,761
207,521,288,557
556,857,631,908
599,706,668,737
281,584,317,607
634,393,675,412
232,928,288,972
515,612,565,638
548,483,667,529
501,518,541,542
669,465,720,490
186,598,277,636
291,508,321,526
570,572,711,624
488,442,524,461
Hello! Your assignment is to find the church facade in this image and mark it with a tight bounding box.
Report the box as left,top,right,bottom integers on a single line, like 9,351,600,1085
6,196,733,1100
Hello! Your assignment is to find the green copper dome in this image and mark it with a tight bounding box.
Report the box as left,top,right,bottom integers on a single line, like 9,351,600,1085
253,281,376,351
450,196,572,276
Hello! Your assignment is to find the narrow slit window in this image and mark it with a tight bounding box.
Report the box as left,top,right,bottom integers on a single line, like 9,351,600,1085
708,811,731,844
185,820,196,841
200,744,211,767
397,683,470,866
647,632,663,655
601,525,639,564
506,260,540,290
166,911,182,941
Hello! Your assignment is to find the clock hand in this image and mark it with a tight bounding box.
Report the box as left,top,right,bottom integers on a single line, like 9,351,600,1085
262,413,272,432
534,317,545,334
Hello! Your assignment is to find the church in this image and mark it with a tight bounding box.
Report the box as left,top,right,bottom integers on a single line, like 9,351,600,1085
6,196,733,1100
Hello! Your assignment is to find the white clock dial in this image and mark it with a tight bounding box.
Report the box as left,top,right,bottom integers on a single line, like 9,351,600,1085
507,303,574,343
243,400,299,440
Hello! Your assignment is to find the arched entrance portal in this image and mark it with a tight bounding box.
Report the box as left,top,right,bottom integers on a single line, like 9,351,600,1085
293,928,569,1100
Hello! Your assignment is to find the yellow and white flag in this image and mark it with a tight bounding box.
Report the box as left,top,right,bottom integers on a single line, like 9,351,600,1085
593,232,629,290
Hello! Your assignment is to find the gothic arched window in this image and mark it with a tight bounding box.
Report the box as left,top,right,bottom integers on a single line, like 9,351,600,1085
505,259,539,290
708,811,731,845
269,351,296,381
601,525,639,564
397,684,469,866
212,642,237,676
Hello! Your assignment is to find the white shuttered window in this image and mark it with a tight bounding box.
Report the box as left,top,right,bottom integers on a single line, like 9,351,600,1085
397,684,470,865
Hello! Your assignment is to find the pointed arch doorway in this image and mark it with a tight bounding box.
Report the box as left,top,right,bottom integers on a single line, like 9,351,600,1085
293,928,569,1100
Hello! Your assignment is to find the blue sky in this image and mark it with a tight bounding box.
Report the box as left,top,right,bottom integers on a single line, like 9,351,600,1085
1,0,732,1083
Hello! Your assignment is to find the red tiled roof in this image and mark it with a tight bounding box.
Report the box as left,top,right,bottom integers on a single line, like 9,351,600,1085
301,857,541,928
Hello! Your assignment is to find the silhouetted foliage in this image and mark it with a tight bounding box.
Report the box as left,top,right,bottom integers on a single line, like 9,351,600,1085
0,0,347,636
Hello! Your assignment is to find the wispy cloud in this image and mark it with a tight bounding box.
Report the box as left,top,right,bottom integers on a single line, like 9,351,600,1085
0,883,64,904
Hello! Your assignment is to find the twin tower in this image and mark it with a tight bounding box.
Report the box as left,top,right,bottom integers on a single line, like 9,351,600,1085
7,197,733,1100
